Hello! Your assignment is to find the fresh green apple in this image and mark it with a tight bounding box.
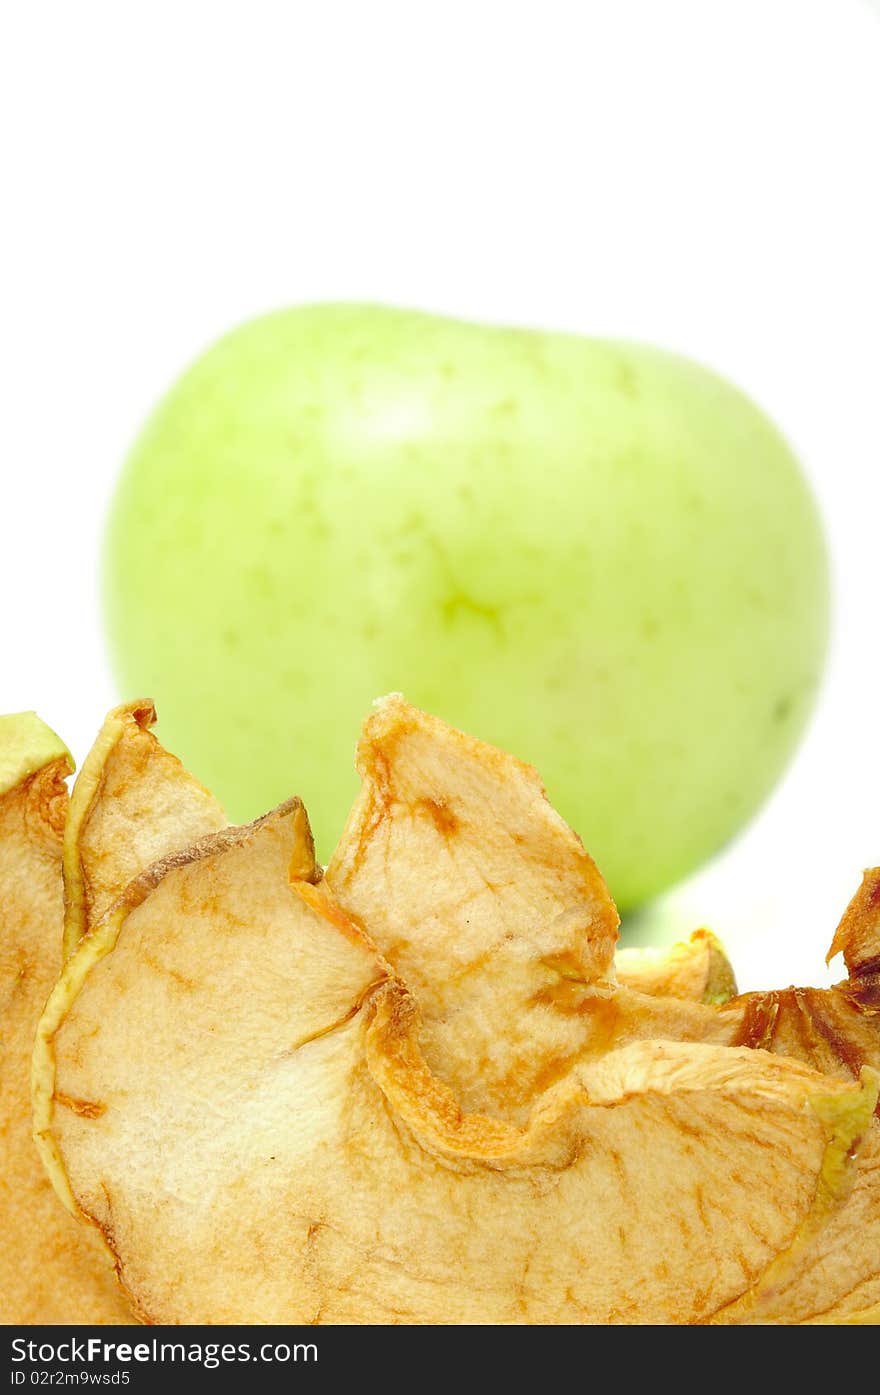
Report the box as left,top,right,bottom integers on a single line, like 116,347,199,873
102,303,828,909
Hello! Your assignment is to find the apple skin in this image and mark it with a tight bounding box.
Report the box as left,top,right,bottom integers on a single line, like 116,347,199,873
102,304,829,909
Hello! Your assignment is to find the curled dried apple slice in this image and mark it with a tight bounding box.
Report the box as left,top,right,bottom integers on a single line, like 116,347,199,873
34,789,880,1324
35,799,387,1323
325,698,750,1115
0,713,133,1324
615,930,737,1004
326,694,620,1117
730,873,880,1091
62,700,225,957
326,701,880,1094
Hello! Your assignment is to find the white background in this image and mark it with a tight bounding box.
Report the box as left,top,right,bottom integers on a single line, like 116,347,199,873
1,0,878,988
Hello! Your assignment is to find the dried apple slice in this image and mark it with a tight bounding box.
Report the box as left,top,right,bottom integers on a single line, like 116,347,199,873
62,700,225,957
615,930,737,1004
0,713,133,1324
828,867,880,979
728,873,880,1092
34,798,880,1323
326,694,620,1117
326,701,880,1100
326,698,753,1116
35,799,387,1323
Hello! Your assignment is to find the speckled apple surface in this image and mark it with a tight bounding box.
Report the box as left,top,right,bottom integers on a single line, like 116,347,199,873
102,304,828,908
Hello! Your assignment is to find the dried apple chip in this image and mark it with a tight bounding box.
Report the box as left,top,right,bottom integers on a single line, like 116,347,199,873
325,701,880,1095
34,788,880,1323
0,713,132,1324
615,930,737,1005
725,872,880,1103
828,868,880,976
35,799,389,1323
326,695,620,1117
325,698,751,1115
62,700,226,957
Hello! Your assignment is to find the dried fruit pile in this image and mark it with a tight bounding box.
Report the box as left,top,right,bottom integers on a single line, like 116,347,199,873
2,698,878,1324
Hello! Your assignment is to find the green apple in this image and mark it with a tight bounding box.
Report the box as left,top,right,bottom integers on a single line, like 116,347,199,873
102,304,828,909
